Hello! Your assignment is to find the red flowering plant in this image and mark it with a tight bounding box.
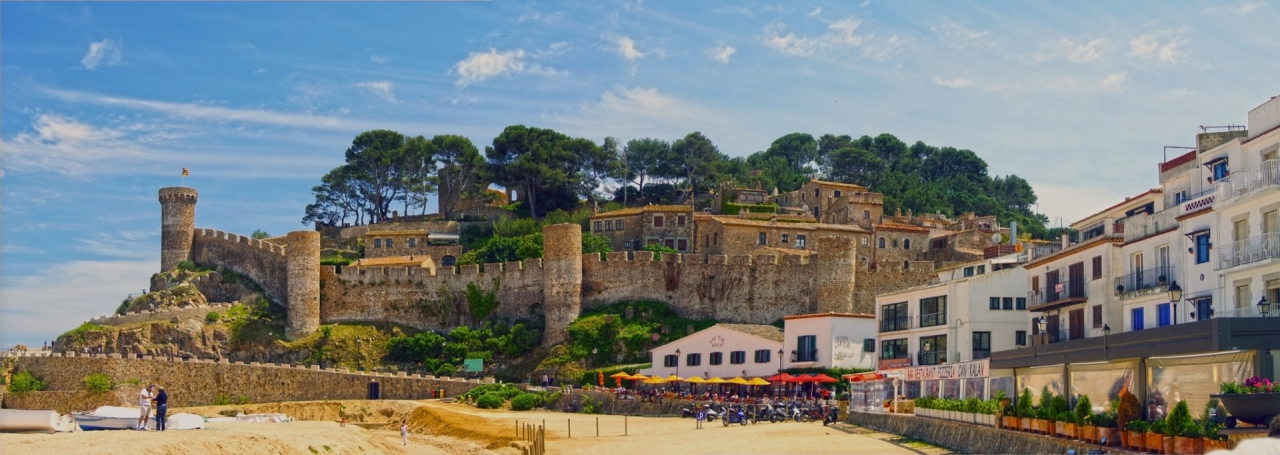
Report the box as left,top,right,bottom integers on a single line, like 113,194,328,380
1221,376,1275,394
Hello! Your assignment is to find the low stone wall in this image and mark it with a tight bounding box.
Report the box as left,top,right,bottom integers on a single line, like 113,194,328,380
3,356,488,413
846,411,1116,454
90,303,234,327
3,390,137,414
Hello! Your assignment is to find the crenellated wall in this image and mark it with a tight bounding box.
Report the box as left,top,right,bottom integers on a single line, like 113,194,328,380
190,229,290,306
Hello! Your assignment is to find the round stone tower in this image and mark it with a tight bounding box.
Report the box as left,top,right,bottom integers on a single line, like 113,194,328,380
815,235,857,314
541,223,583,347
285,230,321,341
158,187,198,272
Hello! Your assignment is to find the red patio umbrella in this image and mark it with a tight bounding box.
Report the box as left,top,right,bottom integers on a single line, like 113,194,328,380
766,373,796,382
788,374,815,382
811,373,839,384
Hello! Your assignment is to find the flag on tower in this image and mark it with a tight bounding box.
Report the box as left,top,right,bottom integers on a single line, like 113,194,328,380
182,167,189,177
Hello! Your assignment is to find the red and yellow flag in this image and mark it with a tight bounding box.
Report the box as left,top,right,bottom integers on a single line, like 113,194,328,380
182,167,189,177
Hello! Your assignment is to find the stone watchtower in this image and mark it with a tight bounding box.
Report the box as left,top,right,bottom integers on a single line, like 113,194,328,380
158,187,198,271
285,231,321,340
541,223,583,347
815,235,858,314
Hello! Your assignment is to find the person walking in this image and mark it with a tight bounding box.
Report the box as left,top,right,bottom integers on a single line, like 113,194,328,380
542,374,549,388
154,386,169,431
400,421,409,445
137,385,155,430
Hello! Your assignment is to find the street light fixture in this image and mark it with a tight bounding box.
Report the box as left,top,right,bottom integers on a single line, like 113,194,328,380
675,348,681,377
1168,281,1183,324
1103,324,1111,361
1259,296,1271,316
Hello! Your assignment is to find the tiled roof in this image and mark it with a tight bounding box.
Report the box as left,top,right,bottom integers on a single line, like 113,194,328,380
1243,123,1280,144
784,312,874,321
1073,188,1163,228
809,180,869,191
365,230,427,236
874,221,931,233
353,256,433,267
718,323,784,342
1160,150,1197,172
590,205,692,218
706,216,869,232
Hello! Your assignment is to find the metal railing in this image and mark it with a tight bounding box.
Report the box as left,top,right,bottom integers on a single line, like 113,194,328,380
793,349,819,362
879,315,915,333
1218,305,1280,318
919,311,948,328
1215,159,1280,202
1028,279,1087,307
972,350,991,360
1218,232,1280,270
917,351,946,366
1031,243,1064,259
1114,265,1176,296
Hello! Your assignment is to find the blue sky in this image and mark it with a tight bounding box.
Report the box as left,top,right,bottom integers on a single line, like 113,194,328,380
3,1,1279,348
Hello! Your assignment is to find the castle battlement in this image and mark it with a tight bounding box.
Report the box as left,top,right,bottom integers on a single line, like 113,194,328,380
194,229,287,257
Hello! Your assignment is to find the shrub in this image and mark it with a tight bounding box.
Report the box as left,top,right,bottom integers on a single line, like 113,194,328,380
1093,411,1117,428
510,393,545,411
177,260,197,271
1151,419,1167,435
434,364,457,377
1127,420,1150,433
476,393,505,409
83,373,113,394
1057,411,1076,424
581,394,600,414
639,244,678,255
1182,420,1205,438
1117,390,1142,431
205,312,221,323
1072,394,1092,426
1165,400,1192,438
7,371,46,394
214,394,232,406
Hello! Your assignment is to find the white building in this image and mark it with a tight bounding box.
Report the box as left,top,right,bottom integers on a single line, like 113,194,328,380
875,254,1029,370
781,312,877,370
642,324,783,379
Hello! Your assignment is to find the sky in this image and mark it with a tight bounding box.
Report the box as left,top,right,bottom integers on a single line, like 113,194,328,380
3,1,1280,348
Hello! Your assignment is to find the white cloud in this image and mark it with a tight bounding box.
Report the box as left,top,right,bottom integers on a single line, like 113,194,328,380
370,55,391,64
613,36,648,61
706,44,737,64
1204,2,1264,15
449,48,565,87
764,17,896,59
81,38,122,69
45,88,362,130
1,114,156,175
1100,71,1128,91
356,80,400,104
932,20,989,44
533,42,572,60
1032,37,1110,63
1,259,157,348
932,77,973,89
1130,33,1184,64
550,86,730,140
808,7,822,17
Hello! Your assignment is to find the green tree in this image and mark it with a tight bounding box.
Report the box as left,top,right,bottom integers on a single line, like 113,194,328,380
622,138,672,200
433,134,486,219
485,125,584,218
250,230,271,239
344,130,415,222
765,132,819,172
670,132,722,210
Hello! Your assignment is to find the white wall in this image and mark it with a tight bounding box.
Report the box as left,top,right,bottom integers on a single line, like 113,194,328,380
643,325,782,379
782,316,876,370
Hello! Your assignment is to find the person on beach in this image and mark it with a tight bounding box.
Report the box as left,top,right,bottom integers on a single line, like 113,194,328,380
138,385,155,430
154,386,169,431
400,421,409,445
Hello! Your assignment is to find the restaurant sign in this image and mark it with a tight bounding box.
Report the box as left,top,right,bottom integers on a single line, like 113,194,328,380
902,359,989,381
878,358,912,370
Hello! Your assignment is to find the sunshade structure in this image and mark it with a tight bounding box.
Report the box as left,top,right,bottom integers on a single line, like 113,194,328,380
609,372,633,379
746,377,771,386
788,374,815,382
627,373,650,381
766,373,796,382
664,374,684,382
704,377,727,384
811,373,839,384
843,372,884,382
642,377,667,384
684,376,707,383
726,377,750,385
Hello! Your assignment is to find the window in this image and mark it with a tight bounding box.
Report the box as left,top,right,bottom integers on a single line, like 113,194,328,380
880,302,910,332
892,239,899,248
1092,305,1103,328
919,334,946,365
879,237,886,248
1157,303,1171,327
1003,297,1013,310
880,339,908,359
373,238,382,248
408,238,417,248
1132,307,1145,331
1015,331,1027,347
664,239,675,249
1195,233,1211,264
754,349,772,363
796,335,818,362
976,265,986,274
654,215,664,227
386,238,394,248
904,239,911,250
973,332,991,360
1234,219,1249,241
864,210,871,219
605,220,613,231
1093,256,1103,279
815,188,820,198
758,233,767,245
1213,161,1229,180
730,351,746,364
862,237,869,246
863,338,876,352
678,215,686,227
903,261,910,270
709,352,723,365
1235,284,1251,309
664,355,678,367
595,221,603,232
686,353,702,366
617,220,625,230
713,233,718,245
1015,297,1026,310
834,190,842,198
964,267,974,277
919,296,947,327
990,297,1001,310
796,235,806,248
676,239,687,251
704,235,709,248
781,233,789,244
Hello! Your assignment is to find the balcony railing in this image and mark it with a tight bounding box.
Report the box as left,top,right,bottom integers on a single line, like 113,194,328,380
1218,232,1280,270
972,350,991,360
917,351,946,366
1028,279,1087,308
879,315,915,333
1217,305,1280,318
1114,265,1176,297
919,312,948,328
793,349,819,362
1215,159,1280,202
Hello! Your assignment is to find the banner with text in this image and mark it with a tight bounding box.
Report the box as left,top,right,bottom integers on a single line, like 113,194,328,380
903,359,989,381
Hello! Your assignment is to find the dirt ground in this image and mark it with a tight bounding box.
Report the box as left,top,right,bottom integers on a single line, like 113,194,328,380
2,399,951,455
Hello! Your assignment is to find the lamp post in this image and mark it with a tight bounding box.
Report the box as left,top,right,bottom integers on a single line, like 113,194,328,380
1259,296,1272,317
1168,281,1183,324
1102,324,1111,361
675,348,681,377
1035,316,1047,358
777,348,785,396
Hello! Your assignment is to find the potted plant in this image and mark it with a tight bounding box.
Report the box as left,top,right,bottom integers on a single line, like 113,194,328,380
1211,377,1280,426
1150,419,1171,454
1057,411,1077,439
1116,284,1125,294
1204,422,1228,452
1017,389,1034,432
1158,275,1167,285
1094,411,1121,447
1075,394,1094,442
1126,420,1151,452
1166,400,1198,455
1033,386,1053,434
1179,419,1206,455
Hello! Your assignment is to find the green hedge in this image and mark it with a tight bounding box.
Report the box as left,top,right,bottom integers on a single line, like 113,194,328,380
83,373,112,394
476,393,505,409
510,393,545,411
721,202,778,215
7,371,46,394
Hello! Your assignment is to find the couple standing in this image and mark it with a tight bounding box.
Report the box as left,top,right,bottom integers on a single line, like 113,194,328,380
137,384,170,431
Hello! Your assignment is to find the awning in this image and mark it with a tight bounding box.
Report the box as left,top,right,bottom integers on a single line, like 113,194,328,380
428,233,460,241
843,372,885,382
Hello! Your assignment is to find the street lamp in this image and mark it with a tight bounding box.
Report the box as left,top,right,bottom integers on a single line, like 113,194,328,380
1037,316,1048,343
1168,281,1183,324
1102,324,1111,361
1259,296,1272,316
675,348,681,377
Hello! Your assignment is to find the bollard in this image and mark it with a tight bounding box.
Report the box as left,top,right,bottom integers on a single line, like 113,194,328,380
568,419,571,438
596,416,599,437
625,415,628,436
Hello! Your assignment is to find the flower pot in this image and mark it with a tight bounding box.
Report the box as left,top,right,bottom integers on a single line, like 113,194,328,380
1062,422,1077,439
1021,417,1032,432
1204,439,1228,451
1173,436,1204,455
1210,393,1280,426
1036,419,1051,434
1082,425,1096,443
1162,436,1174,455
1055,421,1065,437
1145,432,1163,454
1004,416,1018,429
1100,427,1120,446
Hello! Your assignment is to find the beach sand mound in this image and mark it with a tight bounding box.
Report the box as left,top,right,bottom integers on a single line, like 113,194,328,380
404,403,516,450
1,421,408,455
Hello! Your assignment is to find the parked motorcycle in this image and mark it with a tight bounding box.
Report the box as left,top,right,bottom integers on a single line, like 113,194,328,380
681,405,695,418
822,404,839,426
722,405,749,426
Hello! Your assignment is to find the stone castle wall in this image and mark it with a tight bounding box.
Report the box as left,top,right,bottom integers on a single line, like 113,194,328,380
89,303,236,327
853,261,937,313
191,229,289,306
3,355,486,413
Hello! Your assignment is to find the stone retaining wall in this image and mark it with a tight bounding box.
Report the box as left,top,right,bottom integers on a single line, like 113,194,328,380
3,355,489,413
90,303,235,327
846,411,1120,454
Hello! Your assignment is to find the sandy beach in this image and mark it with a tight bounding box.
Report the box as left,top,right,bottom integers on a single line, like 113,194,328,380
2,400,950,455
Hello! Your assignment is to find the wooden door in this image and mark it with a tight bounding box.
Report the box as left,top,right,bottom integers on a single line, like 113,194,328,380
1069,309,1085,340
1068,263,1085,298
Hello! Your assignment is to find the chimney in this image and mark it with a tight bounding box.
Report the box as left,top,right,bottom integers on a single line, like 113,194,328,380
1009,221,1018,245
1061,233,1069,249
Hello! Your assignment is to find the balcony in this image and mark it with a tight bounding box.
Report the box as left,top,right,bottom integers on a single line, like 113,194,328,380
917,351,946,366
1218,232,1280,270
1028,279,1087,311
792,349,819,363
879,316,915,333
1215,159,1280,204
1114,265,1176,299
1217,305,1280,318
919,312,948,328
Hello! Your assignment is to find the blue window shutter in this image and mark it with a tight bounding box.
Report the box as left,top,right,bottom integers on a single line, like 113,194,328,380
1132,308,1144,331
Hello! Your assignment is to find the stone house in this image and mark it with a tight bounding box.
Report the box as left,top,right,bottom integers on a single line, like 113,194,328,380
770,179,885,227
351,255,437,276
871,222,931,265
362,230,462,266
693,215,870,256
588,205,695,252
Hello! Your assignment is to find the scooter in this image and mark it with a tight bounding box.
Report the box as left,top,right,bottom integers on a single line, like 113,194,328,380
703,404,721,421
722,405,749,426
822,404,839,426
681,405,695,418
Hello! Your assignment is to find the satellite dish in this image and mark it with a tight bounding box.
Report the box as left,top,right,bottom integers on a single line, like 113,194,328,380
991,233,1003,244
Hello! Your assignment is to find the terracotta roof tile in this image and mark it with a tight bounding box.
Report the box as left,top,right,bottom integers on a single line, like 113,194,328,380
874,221,931,233
591,205,692,218
717,323,784,342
